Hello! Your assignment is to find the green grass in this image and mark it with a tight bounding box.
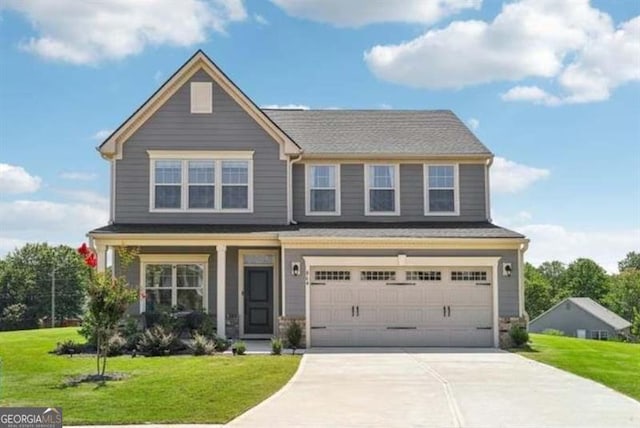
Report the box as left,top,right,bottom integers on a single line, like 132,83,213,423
514,333,640,400
0,328,300,424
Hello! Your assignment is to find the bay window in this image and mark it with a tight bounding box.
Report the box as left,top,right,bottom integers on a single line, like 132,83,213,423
425,164,458,215
365,164,399,215
306,164,340,215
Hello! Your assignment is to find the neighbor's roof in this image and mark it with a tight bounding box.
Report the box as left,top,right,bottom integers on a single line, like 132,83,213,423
90,222,523,239
263,109,492,156
568,298,632,330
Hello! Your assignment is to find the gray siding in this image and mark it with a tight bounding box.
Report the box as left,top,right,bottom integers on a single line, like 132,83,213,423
292,163,487,222
114,70,288,224
283,249,519,317
529,301,618,338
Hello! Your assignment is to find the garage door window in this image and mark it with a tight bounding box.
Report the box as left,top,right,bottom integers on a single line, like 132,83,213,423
314,270,351,281
451,271,487,281
406,271,442,281
361,271,396,281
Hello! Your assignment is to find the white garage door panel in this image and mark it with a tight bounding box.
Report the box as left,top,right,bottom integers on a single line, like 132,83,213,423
310,266,494,347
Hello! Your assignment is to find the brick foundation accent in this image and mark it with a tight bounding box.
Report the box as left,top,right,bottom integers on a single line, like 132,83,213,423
499,316,528,348
278,316,306,348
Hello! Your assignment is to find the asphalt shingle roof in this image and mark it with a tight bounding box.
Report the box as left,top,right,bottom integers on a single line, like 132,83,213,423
90,222,523,239
568,297,632,331
263,109,491,155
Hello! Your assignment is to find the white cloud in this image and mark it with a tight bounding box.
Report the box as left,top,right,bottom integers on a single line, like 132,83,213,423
467,117,480,130
271,0,481,27
92,129,113,141
5,0,248,64
491,157,550,194
254,14,269,25
0,163,42,194
55,190,109,208
364,0,640,104
59,172,98,181
261,104,310,110
0,237,29,257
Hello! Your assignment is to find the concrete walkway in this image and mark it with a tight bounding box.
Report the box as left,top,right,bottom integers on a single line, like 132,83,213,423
229,348,640,428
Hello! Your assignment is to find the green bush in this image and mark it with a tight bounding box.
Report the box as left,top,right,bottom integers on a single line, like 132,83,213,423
52,340,85,355
233,340,247,356
271,337,283,355
509,325,529,347
137,325,179,356
542,328,565,336
214,336,232,352
106,333,127,356
190,333,216,356
285,320,303,353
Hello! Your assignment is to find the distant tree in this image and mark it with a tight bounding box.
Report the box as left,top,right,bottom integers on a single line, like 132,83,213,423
524,263,554,319
604,269,640,322
0,243,88,330
563,258,609,302
618,252,640,272
538,260,567,300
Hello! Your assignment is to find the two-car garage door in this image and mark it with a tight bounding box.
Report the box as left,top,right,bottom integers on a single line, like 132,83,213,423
309,266,494,347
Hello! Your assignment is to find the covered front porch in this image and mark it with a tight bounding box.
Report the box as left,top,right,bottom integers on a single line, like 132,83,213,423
90,231,284,340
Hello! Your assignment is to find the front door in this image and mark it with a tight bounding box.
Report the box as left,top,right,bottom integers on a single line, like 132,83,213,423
244,267,273,335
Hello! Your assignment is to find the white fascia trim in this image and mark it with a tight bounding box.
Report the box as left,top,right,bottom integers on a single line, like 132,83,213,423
110,158,116,223
147,150,254,160
485,157,493,222
305,163,341,216
139,254,211,263
303,256,500,267
364,163,401,216
424,163,460,216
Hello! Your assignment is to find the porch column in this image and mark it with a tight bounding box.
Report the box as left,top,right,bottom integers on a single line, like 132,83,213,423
216,245,227,338
95,242,107,273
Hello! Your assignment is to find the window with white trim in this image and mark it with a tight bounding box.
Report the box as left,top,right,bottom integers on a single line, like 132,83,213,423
149,152,253,212
307,165,339,214
144,263,205,312
592,330,609,340
314,270,351,281
406,271,442,281
451,270,487,281
425,164,458,214
366,164,398,214
361,271,396,281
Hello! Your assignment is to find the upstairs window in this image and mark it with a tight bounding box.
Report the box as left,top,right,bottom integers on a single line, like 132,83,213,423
190,82,212,113
149,151,253,212
425,164,458,215
365,164,399,215
306,164,340,215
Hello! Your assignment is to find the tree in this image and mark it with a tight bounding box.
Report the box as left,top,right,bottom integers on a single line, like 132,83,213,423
604,269,640,322
0,243,88,330
618,252,640,272
563,258,609,302
537,260,567,300
524,263,554,319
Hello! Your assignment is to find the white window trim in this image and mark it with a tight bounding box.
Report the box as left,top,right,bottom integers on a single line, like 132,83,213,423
148,151,254,213
139,254,210,314
305,164,341,216
424,163,460,216
364,163,400,216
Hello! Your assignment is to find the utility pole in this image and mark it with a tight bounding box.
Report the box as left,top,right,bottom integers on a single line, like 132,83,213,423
51,268,56,328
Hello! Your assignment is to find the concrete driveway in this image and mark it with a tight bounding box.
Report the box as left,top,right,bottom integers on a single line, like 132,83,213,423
230,349,640,428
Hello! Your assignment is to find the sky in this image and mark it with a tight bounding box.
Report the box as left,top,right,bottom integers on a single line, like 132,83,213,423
0,0,638,272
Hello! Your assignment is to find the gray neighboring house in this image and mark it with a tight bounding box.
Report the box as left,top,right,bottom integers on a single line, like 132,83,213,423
529,297,632,340
89,50,529,348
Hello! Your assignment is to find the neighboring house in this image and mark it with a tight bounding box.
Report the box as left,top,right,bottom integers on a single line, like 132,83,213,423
89,50,529,348
529,297,632,340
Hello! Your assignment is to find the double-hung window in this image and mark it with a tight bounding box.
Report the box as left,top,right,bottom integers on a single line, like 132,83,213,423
425,164,458,215
306,164,340,215
149,151,253,212
365,164,399,215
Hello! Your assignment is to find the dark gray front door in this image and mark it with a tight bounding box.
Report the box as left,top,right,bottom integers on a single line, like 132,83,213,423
244,267,273,334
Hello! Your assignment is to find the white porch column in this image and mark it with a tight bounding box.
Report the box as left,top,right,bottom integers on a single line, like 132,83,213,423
216,245,227,338
95,243,107,273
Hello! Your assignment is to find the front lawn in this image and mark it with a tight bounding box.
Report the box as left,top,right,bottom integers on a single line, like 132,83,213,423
0,327,300,424
513,333,640,401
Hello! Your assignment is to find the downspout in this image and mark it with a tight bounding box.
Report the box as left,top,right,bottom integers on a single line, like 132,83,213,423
288,154,303,224
485,157,493,222
519,240,530,319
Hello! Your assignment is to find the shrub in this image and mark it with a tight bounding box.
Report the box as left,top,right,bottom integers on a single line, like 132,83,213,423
271,337,283,355
214,336,232,352
542,328,565,336
53,340,85,355
107,333,127,356
0,303,31,331
137,325,179,356
190,333,216,356
509,325,529,347
285,320,303,353
233,340,247,356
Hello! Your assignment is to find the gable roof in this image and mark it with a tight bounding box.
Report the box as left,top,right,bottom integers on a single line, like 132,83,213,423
263,109,492,157
530,297,631,331
98,50,301,160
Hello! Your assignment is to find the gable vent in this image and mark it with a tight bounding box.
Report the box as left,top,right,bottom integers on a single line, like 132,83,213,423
190,81,212,113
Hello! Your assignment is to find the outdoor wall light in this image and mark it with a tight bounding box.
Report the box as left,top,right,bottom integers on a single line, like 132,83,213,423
503,263,513,277
291,262,301,276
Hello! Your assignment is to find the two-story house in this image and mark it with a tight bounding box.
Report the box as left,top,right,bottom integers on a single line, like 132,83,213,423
89,50,529,348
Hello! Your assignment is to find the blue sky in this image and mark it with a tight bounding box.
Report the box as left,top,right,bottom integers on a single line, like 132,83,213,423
0,0,638,271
